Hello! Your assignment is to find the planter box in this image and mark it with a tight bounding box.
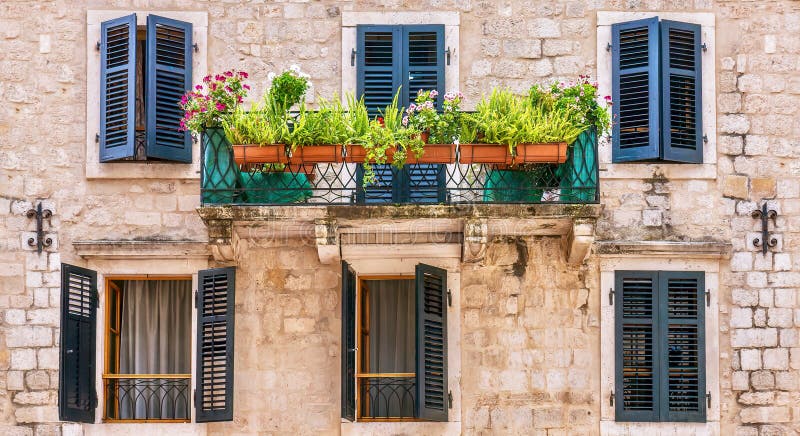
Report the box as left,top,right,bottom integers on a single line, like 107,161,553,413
344,144,457,164
515,142,568,164
458,143,512,164
232,144,287,165
289,144,344,163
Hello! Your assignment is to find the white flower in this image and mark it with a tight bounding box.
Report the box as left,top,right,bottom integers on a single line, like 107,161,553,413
306,80,313,88
290,64,300,73
267,72,275,81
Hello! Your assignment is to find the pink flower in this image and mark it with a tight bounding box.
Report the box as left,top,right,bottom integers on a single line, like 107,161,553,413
203,75,211,83
237,96,243,103
243,84,251,90
180,95,188,105
402,116,409,126
240,71,249,78
604,95,612,102
429,90,439,98
195,85,203,90
224,71,233,77
215,74,224,81
225,86,233,93
215,102,226,111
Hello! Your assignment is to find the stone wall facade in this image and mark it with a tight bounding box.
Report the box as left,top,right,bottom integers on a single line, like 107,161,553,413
0,0,798,435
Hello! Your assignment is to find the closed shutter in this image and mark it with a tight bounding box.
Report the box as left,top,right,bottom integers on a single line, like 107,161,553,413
402,165,446,203
660,21,703,163
355,164,397,204
611,18,660,162
59,264,98,423
615,271,659,422
145,15,193,162
196,267,235,422
99,14,137,162
402,26,445,110
415,264,448,422
341,261,357,421
357,25,401,117
660,271,705,422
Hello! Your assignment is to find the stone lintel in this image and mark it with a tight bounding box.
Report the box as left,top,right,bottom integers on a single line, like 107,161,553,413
73,240,210,260
596,240,732,259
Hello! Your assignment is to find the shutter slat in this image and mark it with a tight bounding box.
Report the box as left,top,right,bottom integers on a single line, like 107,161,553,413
661,20,703,163
416,264,448,422
59,264,98,423
146,15,192,162
100,14,136,162
341,261,356,421
196,267,235,422
611,17,660,162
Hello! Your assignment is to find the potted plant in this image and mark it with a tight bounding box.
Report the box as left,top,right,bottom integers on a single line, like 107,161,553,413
288,96,348,164
180,70,250,203
403,89,458,164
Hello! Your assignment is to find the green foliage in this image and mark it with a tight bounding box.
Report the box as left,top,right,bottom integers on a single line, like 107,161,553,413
529,75,612,135
268,65,311,113
222,105,285,145
288,96,350,148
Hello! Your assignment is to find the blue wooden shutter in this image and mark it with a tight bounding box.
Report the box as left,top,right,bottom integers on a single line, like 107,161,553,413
659,271,706,422
196,267,235,422
660,21,703,163
415,263,448,422
357,25,401,116
615,271,659,422
341,261,357,421
99,14,137,162
611,18,660,162
401,165,447,203
58,264,98,423
146,15,193,162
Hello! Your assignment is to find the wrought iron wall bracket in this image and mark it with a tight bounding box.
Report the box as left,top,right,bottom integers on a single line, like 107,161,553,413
751,203,777,255
25,202,52,254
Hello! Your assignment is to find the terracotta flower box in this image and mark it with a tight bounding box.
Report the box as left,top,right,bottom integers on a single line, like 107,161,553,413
514,142,568,164
344,144,457,164
288,144,344,163
232,144,287,165
458,143,512,164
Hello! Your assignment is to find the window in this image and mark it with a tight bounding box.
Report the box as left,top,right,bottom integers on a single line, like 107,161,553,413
611,18,703,163
355,24,446,203
614,270,706,422
341,262,449,422
102,277,191,422
99,14,192,163
58,265,236,424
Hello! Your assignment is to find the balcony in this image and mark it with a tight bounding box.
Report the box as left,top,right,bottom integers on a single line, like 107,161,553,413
103,374,191,423
199,130,598,207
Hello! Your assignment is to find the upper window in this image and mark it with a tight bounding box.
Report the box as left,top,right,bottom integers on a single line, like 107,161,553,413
615,270,706,422
355,24,446,203
611,18,703,163
99,14,192,163
341,262,449,422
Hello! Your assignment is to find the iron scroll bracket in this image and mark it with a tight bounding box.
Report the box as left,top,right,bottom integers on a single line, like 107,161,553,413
25,202,53,254
751,202,778,255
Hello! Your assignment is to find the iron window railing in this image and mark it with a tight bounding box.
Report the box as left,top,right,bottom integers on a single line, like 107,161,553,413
103,374,191,422
357,374,416,420
199,129,599,206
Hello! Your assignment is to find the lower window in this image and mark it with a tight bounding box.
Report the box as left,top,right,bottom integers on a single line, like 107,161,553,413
103,278,192,422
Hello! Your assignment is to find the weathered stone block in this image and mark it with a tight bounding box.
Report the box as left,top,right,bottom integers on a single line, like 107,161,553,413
532,407,562,428
732,328,778,348
37,348,58,370
7,371,24,390
720,115,751,135
763,348,789,370
527,19,560,38
25,371,49,390
6,326,52,348
732,289,759,307
503,39,541,59
768,308,793,328
10,349,35,370
738,391,774,405
740,348,761,370
723,175,749,199
732,371,750,391
13,391,51,405
775,371,799,391
751,178,776,199
731,252,754,272
14,406,59,423
751,370,776,390
739,406,790,423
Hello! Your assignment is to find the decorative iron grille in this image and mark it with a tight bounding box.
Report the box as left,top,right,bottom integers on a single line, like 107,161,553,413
358,375,416,420
200,129,599,206
103,375,190,421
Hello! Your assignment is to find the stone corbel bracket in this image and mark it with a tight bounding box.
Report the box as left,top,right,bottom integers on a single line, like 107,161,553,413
462,218,488,263
204,218,235,262
315,218,340,264
563,218,596,265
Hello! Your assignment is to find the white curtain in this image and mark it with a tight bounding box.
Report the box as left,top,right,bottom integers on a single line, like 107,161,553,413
366,279,416,417
118,280,191,419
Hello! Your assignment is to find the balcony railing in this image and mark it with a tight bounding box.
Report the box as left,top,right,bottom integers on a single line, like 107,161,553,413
200,130,598,206
103,374,191,422
357,373,416,420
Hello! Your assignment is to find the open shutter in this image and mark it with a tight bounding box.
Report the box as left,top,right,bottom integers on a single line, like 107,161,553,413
660,21,703,163
660,271,706,422
196,267,235,422
146,15,193,162
615,271,659,422
99,14,137,162
611,18,660,162
58,264,98,423
341,261,357,421
415,264,448,422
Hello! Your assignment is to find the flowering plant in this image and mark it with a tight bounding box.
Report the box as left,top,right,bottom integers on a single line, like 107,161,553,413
403,89,438,137
179,71,250,133
266,65,311,114
529,75,611,135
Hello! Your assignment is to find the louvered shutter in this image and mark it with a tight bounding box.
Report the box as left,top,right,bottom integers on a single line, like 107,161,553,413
58,264,98,423
402,25,445,109
660,21,703,163
99,14,137,162
402,165,446,203
355,164,397,204
415,264,448,422
611,18,660,162
341,261,357,421
196,267,235,422
145,15,193,162
660,271,706,422
357,25,401,116
615,271,659,422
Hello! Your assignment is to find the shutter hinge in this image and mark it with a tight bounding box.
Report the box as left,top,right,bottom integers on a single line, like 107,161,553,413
96,41,101,51
193,43,198,53
703,134,709,144
194,290,198,308
448,391,453,409
701,42,708,52
606,42,612,52
350,48,357,67
706,392,711,408
445,47,451,66
706,289,711,307
609,391,614,407
447,289,452,307
608,288,615,305
95,133,100,144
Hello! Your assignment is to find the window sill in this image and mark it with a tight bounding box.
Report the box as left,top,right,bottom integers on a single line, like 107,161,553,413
341,421,460,436
601,420,719,436
83,422,204,435
600,162,716,180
